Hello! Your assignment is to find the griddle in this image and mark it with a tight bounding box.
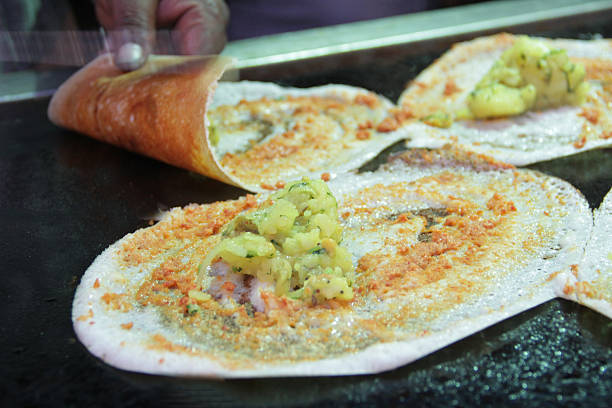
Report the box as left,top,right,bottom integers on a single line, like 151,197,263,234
1,5,612,408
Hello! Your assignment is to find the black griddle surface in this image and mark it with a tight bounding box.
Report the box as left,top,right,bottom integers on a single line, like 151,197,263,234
2,35,612,407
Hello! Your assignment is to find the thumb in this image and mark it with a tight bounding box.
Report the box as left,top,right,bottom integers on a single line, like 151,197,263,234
96,0,159,71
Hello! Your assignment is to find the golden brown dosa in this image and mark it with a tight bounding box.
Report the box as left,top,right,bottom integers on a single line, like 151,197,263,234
48,54,237,186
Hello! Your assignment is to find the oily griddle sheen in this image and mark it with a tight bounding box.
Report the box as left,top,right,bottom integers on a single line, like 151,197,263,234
398,33,612,165
48,55,407,192
559,187,612,318
72,148,593,378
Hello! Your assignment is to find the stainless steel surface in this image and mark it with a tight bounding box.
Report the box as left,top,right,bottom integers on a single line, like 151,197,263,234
0,69,75,103
1,0,611,102
222,0,612,70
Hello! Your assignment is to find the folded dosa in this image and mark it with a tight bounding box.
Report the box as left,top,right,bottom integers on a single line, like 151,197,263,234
48,55,407,192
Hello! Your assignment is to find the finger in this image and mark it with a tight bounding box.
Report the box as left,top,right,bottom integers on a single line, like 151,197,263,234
95,0,160,70
157,0,229,55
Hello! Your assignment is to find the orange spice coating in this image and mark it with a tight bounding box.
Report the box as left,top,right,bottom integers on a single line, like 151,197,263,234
211,94,391,187
102,166,567,365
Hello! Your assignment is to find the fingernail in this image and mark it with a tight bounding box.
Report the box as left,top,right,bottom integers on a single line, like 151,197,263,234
114,42,145,71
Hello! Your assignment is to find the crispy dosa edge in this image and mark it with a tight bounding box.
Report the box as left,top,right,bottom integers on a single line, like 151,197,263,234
561,187,612,319
48,54,243,188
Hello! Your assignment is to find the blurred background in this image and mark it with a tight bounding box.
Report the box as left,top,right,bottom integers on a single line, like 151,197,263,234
0,0,485,96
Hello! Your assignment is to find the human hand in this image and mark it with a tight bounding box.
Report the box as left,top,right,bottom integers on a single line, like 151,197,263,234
95,0,229,71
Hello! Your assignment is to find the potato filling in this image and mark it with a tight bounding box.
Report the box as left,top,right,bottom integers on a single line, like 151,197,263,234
467,36,589,119
200,178,354,303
